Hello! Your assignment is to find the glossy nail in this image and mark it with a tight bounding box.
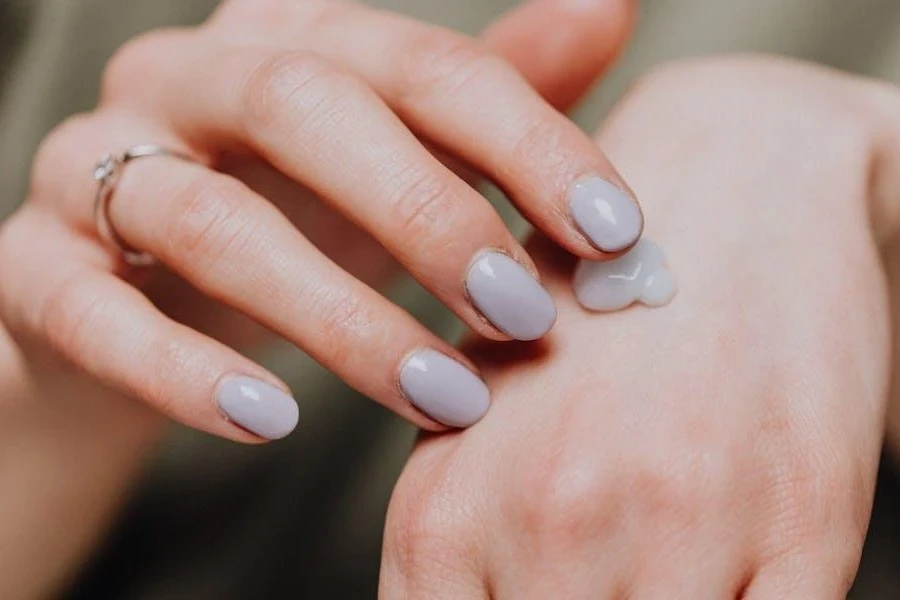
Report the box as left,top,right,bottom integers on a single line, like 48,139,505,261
573,238,676,312
466,251,557,341
217,376,299,440
400,349,490,428
569,175,644,252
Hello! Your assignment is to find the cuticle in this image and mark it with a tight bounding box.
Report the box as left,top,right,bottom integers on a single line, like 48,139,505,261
461,246,525,339
567,174,646,255
395,347,486,425
396,346,485,389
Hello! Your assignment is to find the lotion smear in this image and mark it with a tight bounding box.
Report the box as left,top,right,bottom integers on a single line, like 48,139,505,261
573,239,676,312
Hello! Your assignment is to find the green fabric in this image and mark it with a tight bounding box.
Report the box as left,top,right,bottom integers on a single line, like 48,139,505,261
0,1,899,597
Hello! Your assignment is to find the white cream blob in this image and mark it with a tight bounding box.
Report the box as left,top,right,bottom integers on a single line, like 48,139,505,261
573,238,676,312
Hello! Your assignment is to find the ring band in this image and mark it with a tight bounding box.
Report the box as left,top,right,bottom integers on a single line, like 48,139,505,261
93,144,198,267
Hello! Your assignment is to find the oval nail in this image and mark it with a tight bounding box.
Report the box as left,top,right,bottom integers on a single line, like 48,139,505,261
466,251,557,341
216,376,299,440
400,349,490,428
569,176,644,253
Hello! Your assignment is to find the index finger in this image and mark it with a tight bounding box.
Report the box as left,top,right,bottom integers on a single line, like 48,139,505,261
214,0,645,258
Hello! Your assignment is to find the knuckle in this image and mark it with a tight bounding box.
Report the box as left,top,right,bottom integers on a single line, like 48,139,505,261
516,457,616,542
386,168,461,247
101,29,186,102
311,291,379,363
626,457,711,527
509,115,569,177
396,28,500,101
239,51,345,137
165,176,252,268
40,272,108,364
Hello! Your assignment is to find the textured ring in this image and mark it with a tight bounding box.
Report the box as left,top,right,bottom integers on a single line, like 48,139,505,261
93,144,198,267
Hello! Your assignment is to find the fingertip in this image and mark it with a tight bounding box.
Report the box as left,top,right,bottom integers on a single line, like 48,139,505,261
465,250,558,342
483,0,637,109
216,375,300,441
399,348,492,429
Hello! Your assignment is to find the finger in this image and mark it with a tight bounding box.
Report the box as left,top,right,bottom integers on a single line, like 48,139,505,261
106,156,492,430
451,0,634,190
482,0,636,110
0,208,296,443
37,113,493,431
213,0,644,257
113,38,557,342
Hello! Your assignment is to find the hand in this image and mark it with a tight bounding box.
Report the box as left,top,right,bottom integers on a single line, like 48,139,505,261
0,3,633,598
381,57,900,598
0,0,636,443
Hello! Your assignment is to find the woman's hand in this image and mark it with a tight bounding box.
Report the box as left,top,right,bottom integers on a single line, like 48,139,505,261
0,3,634,597
381,57,900,598
0,0,636,442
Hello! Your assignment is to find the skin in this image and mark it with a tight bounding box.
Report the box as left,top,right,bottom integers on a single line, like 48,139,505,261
381,57,900,598
4,4,899,599
0,1,632,597
0,0,637,443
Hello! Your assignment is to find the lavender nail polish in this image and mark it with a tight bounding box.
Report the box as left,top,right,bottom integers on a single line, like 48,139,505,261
569,176,644,253
466,251,557,341
400,349,490,428
217,376,299,440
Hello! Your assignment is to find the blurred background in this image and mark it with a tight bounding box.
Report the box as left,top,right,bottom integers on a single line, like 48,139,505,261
1,0,900,597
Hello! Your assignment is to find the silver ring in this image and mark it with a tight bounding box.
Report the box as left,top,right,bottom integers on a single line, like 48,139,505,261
93,144,198,267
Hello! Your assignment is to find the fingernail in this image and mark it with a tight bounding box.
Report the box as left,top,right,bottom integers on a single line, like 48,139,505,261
400,349,490,428
569,175,644,253
466,251,557,341
217,376,299,440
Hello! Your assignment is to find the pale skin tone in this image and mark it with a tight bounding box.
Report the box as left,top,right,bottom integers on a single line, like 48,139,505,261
2,2,900,600
0,0,633,596
0,0,638,443
382,58,900,598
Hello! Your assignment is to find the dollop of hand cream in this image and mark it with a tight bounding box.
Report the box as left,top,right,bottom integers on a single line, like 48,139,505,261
573,239,676,312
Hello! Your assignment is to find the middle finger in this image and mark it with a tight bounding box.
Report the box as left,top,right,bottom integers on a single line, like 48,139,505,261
113,36,557,342
214,0,645,257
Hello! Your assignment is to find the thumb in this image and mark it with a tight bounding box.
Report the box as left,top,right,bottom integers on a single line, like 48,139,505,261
481,0,636,111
